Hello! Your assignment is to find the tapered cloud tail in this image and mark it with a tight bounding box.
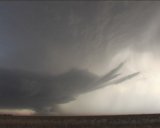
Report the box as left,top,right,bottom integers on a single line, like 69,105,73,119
94,62,124,85
86,72,139,92
108,72,140,85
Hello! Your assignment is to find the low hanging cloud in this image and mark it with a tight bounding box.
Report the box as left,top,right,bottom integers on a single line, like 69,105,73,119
0,1,158,115
0,63,138,114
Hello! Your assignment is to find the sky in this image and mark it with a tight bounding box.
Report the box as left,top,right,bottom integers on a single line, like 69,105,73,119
0,1,160,115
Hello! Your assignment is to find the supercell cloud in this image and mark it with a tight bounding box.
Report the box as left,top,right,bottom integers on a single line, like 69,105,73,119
0,1,159,115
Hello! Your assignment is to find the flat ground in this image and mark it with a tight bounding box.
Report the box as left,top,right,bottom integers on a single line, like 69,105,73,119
0,114,160,128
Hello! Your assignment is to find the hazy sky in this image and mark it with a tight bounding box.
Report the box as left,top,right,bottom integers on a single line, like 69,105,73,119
0,1,160,115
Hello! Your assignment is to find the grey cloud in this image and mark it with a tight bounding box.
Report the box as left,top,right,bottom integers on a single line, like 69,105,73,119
0,1,158,115
0,63,138,114
0,1,156,74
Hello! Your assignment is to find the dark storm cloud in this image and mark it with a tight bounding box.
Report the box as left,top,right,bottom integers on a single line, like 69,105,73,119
0,1,157,74
0,1,158,114
0,63,138,114
0,2,104,73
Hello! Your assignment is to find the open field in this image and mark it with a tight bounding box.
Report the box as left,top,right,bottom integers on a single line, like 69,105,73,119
0,114,160,128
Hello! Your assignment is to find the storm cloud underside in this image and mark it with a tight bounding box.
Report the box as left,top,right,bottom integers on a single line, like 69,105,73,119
0,1,160,115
